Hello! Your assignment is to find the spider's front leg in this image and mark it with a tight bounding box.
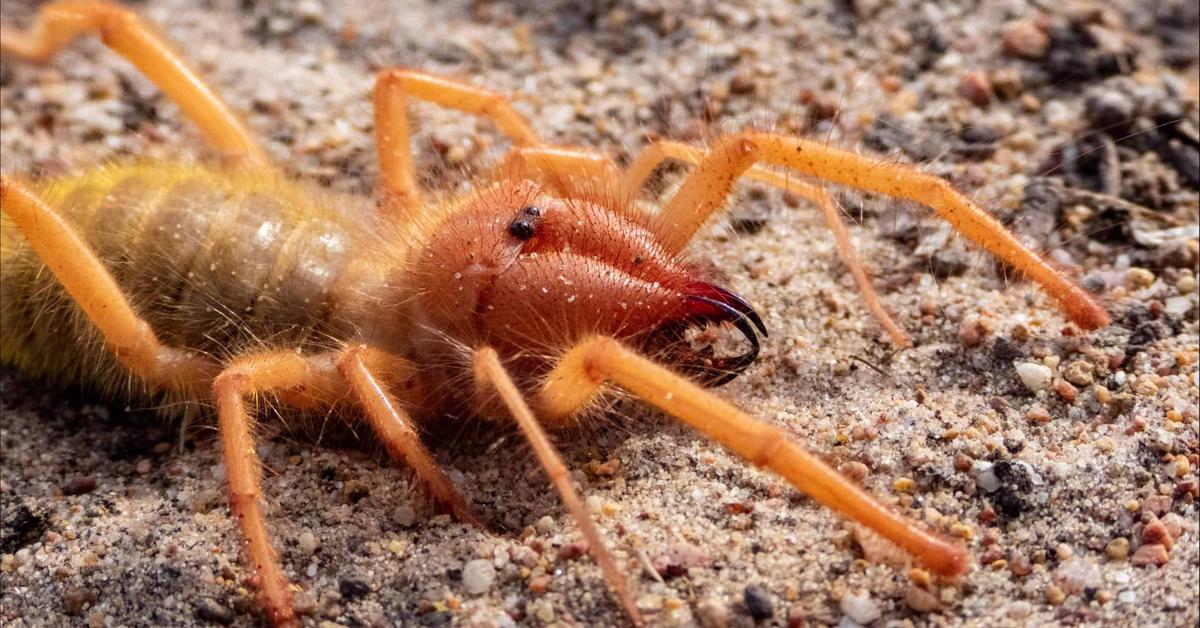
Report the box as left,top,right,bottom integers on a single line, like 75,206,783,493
534,336,970,577
472,348,643,626
651,132,1109,330
620,139,911,347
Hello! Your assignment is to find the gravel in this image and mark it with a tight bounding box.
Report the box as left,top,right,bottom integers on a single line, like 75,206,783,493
2,0,1197,627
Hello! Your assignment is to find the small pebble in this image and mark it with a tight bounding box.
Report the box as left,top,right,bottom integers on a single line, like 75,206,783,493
1016,362,1053,392
535,515,555,534
297,531,319,556
1006,600,1032,619
1054,557,1101,594
62,477,97,496
959,317,987,347
1085,91,1135,132
194,598,235,625
696,597,730,628
1164,296,1191,317
839,590,881,624
1106,537,1130,560
1045,584,1066,605
392,505,416,527
1002,20,1049,59
63,587,93,615
904,585,941,613
462,559,495,595
959,71,993,107
637,593,664,612
743,585,773,620
1125,267,1155,289
1175,275,1197,294
1131,544,1170,567
976,465,1000,493
840,461,870,483
1025,405,1051,423
557,541,588,562
1062,360,1094,386
992,67,1024,99
1141,520,1173,551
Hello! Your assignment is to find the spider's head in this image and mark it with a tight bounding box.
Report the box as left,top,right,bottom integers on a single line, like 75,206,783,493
410,180,765,385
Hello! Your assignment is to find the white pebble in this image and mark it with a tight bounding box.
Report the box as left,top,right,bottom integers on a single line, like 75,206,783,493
1118,590,1136,604
1006,601,1032,619
1163,296,1192,317
1016,362,1053,393
297,531,319,556
535,515,555,534
977,466,1000,493
462,559,496,595
840,590,881,625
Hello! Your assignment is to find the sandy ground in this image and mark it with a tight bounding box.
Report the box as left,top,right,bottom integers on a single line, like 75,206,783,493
2,0,1198,626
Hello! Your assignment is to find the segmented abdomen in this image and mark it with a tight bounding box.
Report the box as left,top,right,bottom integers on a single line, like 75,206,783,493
0,163,374,395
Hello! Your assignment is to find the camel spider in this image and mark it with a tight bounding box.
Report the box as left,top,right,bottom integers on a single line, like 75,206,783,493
0,2,1110,625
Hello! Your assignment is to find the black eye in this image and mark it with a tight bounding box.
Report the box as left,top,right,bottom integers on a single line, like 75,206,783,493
508,206,541,240
508,219,535,240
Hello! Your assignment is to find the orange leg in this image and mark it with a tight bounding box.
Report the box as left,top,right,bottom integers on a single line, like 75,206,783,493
473,348,642,626
373,69,540,217
652,132,1109,330
214,345,479,625
0,175,215,390
337,345,479,525
490,145,625,207
535,336,970,578
0,1,267,165
212,351,325,628
621,140,910,347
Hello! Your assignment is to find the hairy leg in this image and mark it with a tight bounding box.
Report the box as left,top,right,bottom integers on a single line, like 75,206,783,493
337,345,479,525
0,1,266,164
621,139,910,347
534,335,970,577
373,69,540,217
0,176,215,390
652,132,1108,329
473,347,642,626
492,145,625,206
212,351,336,627
212,343,477,626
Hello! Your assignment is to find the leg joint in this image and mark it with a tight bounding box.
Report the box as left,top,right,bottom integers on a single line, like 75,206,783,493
213,369,250,398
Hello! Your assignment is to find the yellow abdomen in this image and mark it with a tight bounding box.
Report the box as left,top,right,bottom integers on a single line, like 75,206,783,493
1,162,380,397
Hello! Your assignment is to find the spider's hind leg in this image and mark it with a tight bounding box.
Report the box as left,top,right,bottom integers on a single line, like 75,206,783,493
0,176,215,391
0,1,267,164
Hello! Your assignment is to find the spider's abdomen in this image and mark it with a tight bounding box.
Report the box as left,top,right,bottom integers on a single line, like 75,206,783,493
0,163,378,394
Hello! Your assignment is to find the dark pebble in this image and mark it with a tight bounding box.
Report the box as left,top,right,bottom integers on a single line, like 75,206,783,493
1085,91,1135,135
744,584,774,621
961,125,1000,145
62,476,98,496
194,598,235,625
0,500,50,554
991,460,1034,519
340,578,371,600
992,338,1026,361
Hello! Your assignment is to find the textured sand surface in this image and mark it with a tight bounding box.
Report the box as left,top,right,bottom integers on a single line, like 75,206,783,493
2,1,1198,626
